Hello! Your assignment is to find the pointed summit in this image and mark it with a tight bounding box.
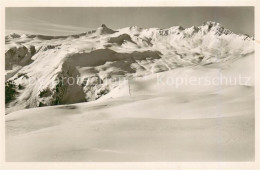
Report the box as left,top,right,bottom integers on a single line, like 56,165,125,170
6,33,21,39
201,21,232,35
203,21,220,26
96,24,117,35
101,24,107,28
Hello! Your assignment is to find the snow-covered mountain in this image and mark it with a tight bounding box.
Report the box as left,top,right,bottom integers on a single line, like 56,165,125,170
5,21,255,161
5,21,254,113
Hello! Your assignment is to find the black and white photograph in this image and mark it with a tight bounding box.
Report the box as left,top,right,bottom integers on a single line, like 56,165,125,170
0,0,260,169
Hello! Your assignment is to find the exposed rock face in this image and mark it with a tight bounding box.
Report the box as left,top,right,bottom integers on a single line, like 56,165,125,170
108,34,136,45
48,61,86,106
5,45,36,70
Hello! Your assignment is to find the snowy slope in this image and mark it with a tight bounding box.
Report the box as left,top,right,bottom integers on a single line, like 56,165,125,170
5,22,254,113
6,55,254,161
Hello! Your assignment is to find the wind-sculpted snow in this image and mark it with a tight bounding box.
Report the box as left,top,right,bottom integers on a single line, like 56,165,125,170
5,21,254,113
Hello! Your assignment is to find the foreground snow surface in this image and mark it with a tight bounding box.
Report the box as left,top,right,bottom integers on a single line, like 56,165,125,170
6,65,254,161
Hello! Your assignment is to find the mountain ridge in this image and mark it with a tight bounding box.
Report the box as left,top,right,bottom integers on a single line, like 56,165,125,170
5,21,254,113
5,21,253,40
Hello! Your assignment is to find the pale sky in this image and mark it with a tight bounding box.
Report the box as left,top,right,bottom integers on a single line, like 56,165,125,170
6,7,254,36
